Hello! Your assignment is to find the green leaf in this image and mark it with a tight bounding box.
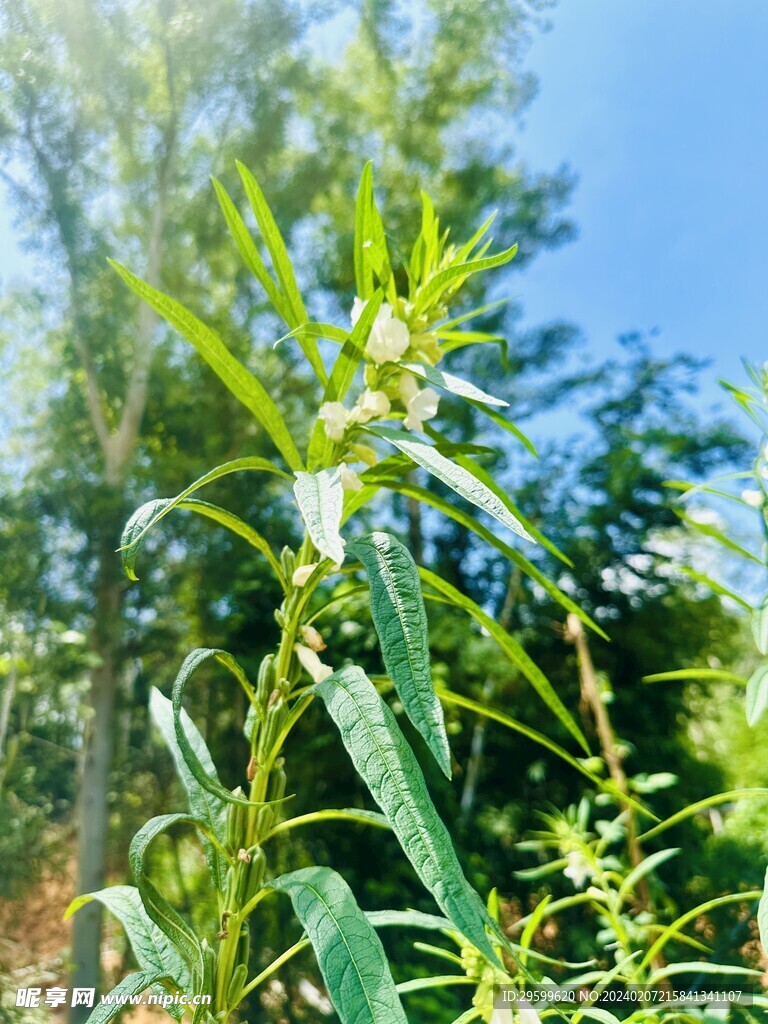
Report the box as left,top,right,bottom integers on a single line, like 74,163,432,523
171,649,256,808
354,162,375,299
753,599,768,655
415,244,518,312
129,814,206,980
439,691,652,819
268,866,408,1024
294,468,345,565
648,961,762,984
403,362,508,408
396,975,475,994
366,910,455,933
676,565,752,610
348,532,451,777
368,427,533,542
376,477,606,634
618,848,679,900
109,260,304,471
149,688,228,890
171,499,285,583
313,665,499,963
66,885,189,1010
80,972,175,1024
420,569,589,754
677,510,763,564
269,807,390,839
638,789,768,842
747,663,768,726
639,891,761,970
119,457,288,580
643,668,747,686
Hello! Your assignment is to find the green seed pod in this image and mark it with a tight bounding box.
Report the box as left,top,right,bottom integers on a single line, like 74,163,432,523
274,608,286,629
255,805,274,837
258,694,287,757
280,546,296,579
226,963,248,1008
224,865,236,905
236,924,250,968
225,788,247,851
267,761,287,804
256,654,276,705
245,846,267,897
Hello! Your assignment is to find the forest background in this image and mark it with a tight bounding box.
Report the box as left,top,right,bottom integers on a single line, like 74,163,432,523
1,1,767,1022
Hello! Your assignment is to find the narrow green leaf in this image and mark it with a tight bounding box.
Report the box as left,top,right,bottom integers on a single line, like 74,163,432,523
294,468,345,564
235,161,307,325
66,886,188,1013
120,457,288,580
275,322,350,347
618,848,680,900
269,807,389,838
172,499,285,583
676,565,752,610
465,400,538,457
420,569,589,754
129,814,206,979
648,961,762,984
643,668,747,686
397,976,475,994
638,789,768,842
171,649,256,808
677,510,763,564
354,162,375,299
415,244,518,311
150,689,228,890
440,691,651,819
268,866,408,1024
368,427,533,542
211,177,290,321
109,260,304,471
313,665,499,963
404,362,508,408
639,891,761,970
435,298,511,332
747,663,768,726
348,532,451,777
366,910,455,933
753,599,768,655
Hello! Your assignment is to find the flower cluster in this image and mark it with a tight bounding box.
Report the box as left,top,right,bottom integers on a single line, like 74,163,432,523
317,297,443,489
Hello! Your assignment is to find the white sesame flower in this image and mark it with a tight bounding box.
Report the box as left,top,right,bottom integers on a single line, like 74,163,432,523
339,463,363,491
351,389,391,424
294,644,333,683
366,308,410,365
350,296,367,326
563,850,593,890
742,488,764,508
299,625,326,652
292,564,319,587
318,402,348,442
489,1010,515,1024
399,373,440,432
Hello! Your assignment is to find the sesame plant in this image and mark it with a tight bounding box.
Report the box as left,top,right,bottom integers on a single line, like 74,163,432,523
66,166,761,1024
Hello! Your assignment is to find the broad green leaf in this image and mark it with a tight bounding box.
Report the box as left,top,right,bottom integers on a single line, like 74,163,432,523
171,649,256,808
120,456,288,579
420,569,589,754
368,427,533,542
109,261,304,471
643,668,747,686
66,885,189,1008
294,468,345,565
404,362,508,408
82,972,175,1024
268,866,408,1024
149,688,228,890
638,789,768,842
747,663,768,726
129,814,206,980
753,599,768,655
618,848,679,900
307,290,384,470
383,479,600,634
439,691,652,819
348,531,451,777
415,244,518,312
313,665,499,963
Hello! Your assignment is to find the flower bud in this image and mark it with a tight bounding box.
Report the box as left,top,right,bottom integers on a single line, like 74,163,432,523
299,624,326,652
294,643,333,682
292,563,319,587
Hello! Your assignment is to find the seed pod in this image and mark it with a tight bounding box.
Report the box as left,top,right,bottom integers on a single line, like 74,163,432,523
274,608,286,629
258,694,287,757
256,654,276,705
255,805,274,837
236,923,250,968
226,788,247,851
224,865,236,905
226,963,248,1007
280,546,296,579
267,761,287,804
245,846,267,898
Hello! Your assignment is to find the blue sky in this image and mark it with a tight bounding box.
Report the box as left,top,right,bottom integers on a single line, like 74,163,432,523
2,0,766,422
516,0,768,419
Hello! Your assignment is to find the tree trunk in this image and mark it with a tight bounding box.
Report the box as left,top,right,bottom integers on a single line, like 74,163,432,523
69,503,124,1021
